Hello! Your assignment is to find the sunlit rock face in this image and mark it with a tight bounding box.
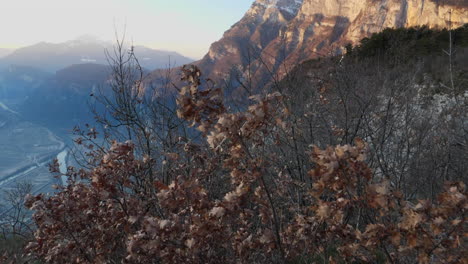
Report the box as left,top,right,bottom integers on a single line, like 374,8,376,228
196,0,467,87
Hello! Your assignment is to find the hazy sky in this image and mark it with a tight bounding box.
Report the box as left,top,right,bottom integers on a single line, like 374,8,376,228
0,0,254,59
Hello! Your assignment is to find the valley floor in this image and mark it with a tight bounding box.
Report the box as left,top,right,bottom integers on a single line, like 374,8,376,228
0,116,67,214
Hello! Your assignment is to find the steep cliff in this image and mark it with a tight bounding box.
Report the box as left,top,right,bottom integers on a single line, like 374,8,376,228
196,0,468,87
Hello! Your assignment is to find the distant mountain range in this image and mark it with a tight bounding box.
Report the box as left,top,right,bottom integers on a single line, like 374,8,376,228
0,37,194,72
0,37,194,130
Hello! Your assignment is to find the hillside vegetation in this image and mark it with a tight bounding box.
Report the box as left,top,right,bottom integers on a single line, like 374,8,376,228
1,26,467,263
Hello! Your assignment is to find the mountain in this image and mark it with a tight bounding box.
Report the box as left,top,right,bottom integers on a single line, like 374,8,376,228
0,65,51,102
21,63,111,131
0,37,194,72
193,0,468,88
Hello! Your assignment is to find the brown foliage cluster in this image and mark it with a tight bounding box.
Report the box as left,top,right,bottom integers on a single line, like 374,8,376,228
25,66,466,263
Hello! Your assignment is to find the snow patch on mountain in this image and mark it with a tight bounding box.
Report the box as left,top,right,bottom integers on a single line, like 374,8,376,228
80,57,97,63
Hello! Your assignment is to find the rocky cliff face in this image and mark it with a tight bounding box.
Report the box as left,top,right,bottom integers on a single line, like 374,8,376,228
196,0,468,87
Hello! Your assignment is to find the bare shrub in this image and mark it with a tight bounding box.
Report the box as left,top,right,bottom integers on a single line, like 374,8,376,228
25,66,466,264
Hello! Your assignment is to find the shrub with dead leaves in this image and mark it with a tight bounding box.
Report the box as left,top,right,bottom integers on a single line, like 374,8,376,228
25,66,466,264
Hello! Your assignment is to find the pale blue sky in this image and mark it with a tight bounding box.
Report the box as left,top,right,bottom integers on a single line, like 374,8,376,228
0,0,254,58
